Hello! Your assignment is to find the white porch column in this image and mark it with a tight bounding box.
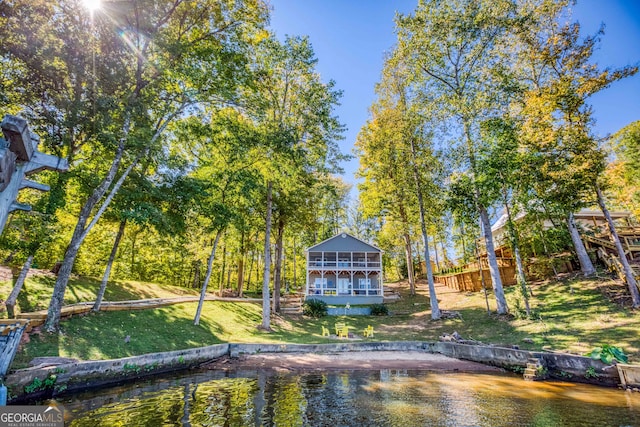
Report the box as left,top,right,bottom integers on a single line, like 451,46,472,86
350,252,354,295
305,251,309,296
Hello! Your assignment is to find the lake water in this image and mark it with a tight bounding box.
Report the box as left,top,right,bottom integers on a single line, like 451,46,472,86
49,369,640,426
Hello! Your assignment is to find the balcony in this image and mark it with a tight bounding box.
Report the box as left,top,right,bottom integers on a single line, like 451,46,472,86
308,260,381,269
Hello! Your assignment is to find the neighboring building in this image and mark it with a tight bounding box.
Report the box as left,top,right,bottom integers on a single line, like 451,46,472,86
305,233,383,305
491,208,636,249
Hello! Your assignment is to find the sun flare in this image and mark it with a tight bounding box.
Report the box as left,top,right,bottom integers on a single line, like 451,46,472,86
82,0,102,12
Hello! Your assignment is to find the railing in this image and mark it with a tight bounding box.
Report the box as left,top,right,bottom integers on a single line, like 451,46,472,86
307,284,382,296
309,261,381,268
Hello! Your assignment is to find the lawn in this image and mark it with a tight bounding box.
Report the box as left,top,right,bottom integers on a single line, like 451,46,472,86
3,270,640,369
0,270,200,315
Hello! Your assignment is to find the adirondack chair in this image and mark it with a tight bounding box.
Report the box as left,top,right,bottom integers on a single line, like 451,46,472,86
363,325,374,337
338,326,350,338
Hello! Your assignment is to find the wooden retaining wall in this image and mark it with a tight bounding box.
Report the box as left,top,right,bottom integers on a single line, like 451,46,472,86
435,265,517,292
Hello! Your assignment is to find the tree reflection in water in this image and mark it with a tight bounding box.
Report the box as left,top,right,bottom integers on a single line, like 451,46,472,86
49,369,640,426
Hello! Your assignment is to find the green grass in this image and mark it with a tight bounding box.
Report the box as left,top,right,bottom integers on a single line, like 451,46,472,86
0,274,199,315
5,271,640,369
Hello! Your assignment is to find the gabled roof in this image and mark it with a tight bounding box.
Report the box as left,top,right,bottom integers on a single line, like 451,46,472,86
306,232,382,253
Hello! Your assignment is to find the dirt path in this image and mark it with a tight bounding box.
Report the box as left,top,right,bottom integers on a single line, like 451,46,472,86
206,350,505,373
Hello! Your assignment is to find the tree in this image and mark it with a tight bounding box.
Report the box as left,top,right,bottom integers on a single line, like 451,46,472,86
395,0,518,313
358,55,443,317
0,0,268,331
245,35,346,329
356,101,419,295
514,5,637,295
607,121,640,219
479,118,531,315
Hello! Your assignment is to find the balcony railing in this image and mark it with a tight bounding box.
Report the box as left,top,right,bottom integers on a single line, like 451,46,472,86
309,260,381,269
307,285,382,296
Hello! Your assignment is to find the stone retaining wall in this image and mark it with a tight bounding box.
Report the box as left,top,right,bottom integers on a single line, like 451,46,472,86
7,341,620,403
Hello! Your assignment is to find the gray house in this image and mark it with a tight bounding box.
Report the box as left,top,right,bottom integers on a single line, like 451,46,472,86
305,233,383,305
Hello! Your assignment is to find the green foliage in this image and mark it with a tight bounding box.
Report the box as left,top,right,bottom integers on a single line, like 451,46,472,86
122,363,141,374
369,303,389,316
557,371,573,379
24,374,57,394
507,294,540,320
301,299,328,318
586,345,628,364
536,366,548,376
584,366,599,379
510,366,525,374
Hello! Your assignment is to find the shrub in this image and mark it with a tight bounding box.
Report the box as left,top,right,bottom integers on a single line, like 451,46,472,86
587,344,628,364
302,299,327,318
370,303,388,316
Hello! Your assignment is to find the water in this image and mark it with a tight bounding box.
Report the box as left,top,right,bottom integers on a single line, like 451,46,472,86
50,369,640,426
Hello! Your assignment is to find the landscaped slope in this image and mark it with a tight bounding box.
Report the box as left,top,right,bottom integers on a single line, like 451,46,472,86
3,271,639,369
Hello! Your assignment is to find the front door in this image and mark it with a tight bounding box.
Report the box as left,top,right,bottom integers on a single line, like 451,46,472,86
338,278,350,295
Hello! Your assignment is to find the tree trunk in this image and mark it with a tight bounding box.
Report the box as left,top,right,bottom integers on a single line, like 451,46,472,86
433,235,441,272
45,217,89,332
499,175,530,316
192,261,201,289
474,227,491,313
596,184,640,307
194,229,223,325
260,181,272,330
246,251,255,292
237,256,244,298
502,204,530,316
292,237,297,291
43,102,184,332
408,135,440,319
273,218,284,313
403,233,416,296
567,212,595,276
93,219,126,312
479,203,508,314
5,254,34,318
219,238,227,296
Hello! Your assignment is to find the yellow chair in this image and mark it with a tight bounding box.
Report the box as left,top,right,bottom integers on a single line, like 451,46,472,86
338,326,350,338
335,322,346,335
363,325,374,338
321,326,330,337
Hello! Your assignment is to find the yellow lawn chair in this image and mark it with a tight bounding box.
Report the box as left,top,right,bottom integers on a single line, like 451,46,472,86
335,322,346,335
363,325,374,338
338,326,350,338
321,326,330,337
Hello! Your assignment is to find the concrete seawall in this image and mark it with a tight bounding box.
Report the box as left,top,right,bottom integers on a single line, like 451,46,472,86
7,341,620,402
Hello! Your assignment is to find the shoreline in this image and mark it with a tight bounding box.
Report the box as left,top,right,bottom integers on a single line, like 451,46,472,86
6,341,620,403
205,350,505,373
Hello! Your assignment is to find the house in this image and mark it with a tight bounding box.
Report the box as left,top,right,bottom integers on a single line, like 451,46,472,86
305,233,383,305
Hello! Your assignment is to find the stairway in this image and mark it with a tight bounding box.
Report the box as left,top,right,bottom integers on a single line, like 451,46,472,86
280,294,304,314
523,358,545,381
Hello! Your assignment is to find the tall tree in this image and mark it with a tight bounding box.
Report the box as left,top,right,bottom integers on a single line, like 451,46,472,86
606,121,640,220
395,0,518,313
1,0,268,331
245,35,346,329
514,4,637,292
358,56,443,316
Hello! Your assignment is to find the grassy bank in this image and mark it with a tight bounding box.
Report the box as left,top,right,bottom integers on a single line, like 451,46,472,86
2,271,639,369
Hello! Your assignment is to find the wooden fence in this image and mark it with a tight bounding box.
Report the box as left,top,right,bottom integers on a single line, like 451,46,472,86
435,260,517,292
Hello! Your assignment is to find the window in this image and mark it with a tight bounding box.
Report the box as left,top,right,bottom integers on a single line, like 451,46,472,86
359,278,371,288
314,278,327,287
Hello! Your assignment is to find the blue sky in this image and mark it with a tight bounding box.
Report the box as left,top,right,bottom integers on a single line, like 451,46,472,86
269,0,640,198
